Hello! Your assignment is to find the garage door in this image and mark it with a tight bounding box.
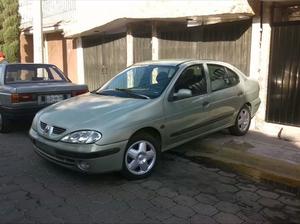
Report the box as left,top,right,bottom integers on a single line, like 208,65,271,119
158,19,252,75
82,33,127,91
266,22,300,127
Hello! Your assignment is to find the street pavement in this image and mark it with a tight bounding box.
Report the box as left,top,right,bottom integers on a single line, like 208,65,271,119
0,124,300,224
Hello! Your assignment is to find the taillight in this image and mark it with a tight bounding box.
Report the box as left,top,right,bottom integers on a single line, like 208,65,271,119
71,89,89,97
11,93,35,103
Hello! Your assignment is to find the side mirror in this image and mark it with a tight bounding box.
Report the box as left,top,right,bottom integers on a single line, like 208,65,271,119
173,89,192,100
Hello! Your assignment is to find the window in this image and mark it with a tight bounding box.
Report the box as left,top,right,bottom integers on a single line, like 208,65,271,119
226,68,240,86
173,64,207,97
207,64,239,92
5,64,67,83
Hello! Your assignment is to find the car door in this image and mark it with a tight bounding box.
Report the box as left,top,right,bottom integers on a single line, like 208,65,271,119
163,64,211,148
203,63,244,131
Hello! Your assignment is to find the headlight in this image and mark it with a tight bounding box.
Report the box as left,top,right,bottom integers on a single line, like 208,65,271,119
61,130,102,144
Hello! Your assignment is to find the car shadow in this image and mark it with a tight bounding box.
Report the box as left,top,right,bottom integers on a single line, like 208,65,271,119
9,119,32,133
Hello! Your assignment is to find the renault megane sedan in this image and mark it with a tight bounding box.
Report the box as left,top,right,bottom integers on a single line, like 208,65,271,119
29,60,261,179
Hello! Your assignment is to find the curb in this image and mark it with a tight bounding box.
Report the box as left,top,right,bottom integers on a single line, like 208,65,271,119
172,141,300,195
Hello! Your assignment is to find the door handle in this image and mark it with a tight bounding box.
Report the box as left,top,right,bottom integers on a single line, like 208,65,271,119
203,101,210,107
237,91,243,96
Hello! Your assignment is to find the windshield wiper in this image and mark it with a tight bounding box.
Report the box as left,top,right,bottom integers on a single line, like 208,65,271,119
115,88,150,99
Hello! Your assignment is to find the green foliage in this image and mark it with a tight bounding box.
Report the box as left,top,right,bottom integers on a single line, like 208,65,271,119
0,0,20,62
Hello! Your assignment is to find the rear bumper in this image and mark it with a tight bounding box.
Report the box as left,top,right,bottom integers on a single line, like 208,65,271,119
250,97,261,118
0,105,45,119
29,128,127,173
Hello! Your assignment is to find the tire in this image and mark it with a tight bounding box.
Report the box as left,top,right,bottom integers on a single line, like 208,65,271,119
121,132,160,180
0,113,11,133
229,105,251,136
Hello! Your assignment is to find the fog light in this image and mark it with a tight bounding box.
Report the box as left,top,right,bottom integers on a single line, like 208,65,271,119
77,161,91,171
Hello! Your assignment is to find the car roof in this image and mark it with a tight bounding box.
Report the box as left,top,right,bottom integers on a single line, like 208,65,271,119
134,59,193,66
133,59,233,67
5,63,55,66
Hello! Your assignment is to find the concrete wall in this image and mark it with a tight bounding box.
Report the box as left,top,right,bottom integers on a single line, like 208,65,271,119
248,2,300,141
64,0,253,37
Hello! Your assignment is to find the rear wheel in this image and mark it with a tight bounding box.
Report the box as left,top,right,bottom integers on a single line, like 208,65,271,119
229,105,251,136
0,113,11,133
122,132,160,180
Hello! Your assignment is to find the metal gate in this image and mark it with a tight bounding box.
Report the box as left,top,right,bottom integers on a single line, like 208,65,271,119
82,33,127,91
266,22,300,127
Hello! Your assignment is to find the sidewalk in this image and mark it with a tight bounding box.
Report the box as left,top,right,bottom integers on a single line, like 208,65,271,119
171,129,300,191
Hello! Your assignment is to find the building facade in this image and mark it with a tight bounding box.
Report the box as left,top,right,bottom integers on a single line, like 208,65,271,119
18,0,300,139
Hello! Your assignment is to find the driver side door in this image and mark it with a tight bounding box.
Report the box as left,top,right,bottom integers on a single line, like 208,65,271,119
163,64,211,148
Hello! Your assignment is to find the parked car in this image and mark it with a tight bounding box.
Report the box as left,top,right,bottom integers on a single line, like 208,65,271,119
29,60,260,179
0,63,88,132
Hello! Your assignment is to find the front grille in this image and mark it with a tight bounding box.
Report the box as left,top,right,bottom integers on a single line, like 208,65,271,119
40,121,47,130
52,126,66,135
40,121,66,135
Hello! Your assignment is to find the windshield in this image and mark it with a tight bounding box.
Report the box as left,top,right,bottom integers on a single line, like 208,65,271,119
5,64,68,84
98,65,178,99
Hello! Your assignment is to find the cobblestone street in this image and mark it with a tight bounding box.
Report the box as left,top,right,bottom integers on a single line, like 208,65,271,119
1,128,300,224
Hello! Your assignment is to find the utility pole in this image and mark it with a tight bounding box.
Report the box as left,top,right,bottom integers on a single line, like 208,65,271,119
33,0,44,63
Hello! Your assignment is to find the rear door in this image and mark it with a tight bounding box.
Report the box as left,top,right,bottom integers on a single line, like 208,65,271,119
203,63,244,130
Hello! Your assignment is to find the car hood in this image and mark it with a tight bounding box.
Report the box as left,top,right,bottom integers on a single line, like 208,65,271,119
38,93,152,132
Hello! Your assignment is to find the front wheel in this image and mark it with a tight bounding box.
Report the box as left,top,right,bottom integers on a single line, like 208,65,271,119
122,133,160,180
0,113,11,133
229,105,251,136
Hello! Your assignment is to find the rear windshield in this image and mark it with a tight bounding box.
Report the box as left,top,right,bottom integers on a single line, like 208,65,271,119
4,64,68,84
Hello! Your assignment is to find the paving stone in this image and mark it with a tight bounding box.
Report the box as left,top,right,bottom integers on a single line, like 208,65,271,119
144,207,172,221
1,131,299,224
127,198,154,210
215,183,239,193
173,195,198,207
118,209,146,224
157,187,178,198
284,206,300,216
237,211,266,224
195,193,219,205
151,196,177,209
215,192,237,203
236,183,258,192
278,195,300,207
192,202,218,216
261,208,287,221
141,180,163,190
164,216,190,224
215,201,240,214
236,190,260,202
214,212,243,224
169,205,196,219
218,171,237,178
256,189,279,199
236,200,263,213
257,198,284,208
191,214,218,224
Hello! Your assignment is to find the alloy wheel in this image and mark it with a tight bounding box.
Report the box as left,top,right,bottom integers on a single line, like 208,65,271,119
237,109,250,132
125,140,156,176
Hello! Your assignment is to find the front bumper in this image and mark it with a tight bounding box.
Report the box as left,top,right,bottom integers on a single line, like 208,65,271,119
29,128,128,173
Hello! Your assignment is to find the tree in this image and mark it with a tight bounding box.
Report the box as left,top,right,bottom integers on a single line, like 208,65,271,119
0,0,21,62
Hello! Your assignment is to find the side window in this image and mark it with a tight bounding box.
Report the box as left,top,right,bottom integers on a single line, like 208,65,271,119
208,64,240,92
226,68,240,86
174,64,207,97
207,64,227,92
